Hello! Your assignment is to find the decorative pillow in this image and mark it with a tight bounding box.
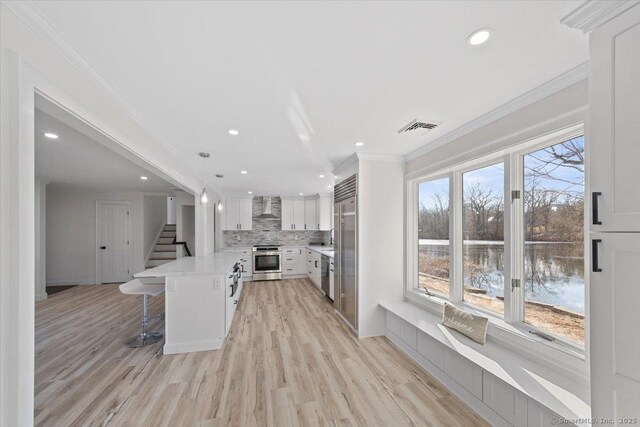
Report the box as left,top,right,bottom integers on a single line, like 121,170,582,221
442,303,489,345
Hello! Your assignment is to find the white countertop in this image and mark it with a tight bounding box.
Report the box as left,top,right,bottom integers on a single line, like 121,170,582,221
134,253,240,277
307,246,334,258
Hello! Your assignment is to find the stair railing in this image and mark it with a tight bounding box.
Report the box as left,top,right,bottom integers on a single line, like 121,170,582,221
172,237,192,257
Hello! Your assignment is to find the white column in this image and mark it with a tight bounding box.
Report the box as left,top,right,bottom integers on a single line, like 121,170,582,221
0,49,36,427
167,196,176,224
34,179,48,301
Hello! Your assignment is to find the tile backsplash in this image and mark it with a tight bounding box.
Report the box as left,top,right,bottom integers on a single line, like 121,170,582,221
223,196,331,248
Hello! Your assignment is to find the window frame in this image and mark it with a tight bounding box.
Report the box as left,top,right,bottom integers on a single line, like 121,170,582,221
405,124,586,358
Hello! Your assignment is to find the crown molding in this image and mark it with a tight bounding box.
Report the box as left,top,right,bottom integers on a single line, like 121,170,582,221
332,153,358,177
405,62,588,162
356,153,405,163
2,0,195,168
561,0,640,33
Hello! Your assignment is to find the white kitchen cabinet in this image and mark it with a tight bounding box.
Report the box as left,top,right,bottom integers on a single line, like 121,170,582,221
589,6,640,232
223,248,252,278
316,194,332,231
281,199,305,230
590,232,640,420
223,198,253,230
304,199,317,230
587,6,640,423
282,247,305,275
306,249,321,287
482,372,527,426
281,199,293,231
329,258,334,300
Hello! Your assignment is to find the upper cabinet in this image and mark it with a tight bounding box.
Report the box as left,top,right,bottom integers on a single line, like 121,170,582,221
281,199,305,230
304,198,317,230
223,198,253,230
281,195,332,231
317,194,332,231
589,7,640,232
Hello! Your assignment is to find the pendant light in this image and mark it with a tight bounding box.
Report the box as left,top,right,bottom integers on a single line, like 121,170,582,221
217,200,223,212
198,152,211,204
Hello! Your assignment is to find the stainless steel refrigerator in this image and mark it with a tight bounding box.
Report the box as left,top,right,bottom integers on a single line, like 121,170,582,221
334,174,357,331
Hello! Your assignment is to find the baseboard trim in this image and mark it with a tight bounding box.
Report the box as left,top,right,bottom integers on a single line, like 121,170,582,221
35,292,48,302
163,338,223,355
385,329,510,427
46,280,97,286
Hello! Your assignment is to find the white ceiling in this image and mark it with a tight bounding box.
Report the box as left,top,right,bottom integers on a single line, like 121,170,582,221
30,0,588,196
35,107,176,193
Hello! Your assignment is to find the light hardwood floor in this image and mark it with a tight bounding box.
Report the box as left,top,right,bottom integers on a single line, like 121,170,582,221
35,278,488,426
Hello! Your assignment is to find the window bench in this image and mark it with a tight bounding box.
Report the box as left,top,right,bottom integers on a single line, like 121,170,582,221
380,301,590,427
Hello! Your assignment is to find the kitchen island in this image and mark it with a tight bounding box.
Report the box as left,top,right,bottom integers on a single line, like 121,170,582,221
135,253,243,355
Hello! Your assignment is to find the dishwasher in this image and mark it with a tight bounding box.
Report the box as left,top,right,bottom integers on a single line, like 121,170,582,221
321,255,330,298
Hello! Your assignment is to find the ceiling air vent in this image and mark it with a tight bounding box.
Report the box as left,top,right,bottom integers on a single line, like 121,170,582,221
397,119,439,135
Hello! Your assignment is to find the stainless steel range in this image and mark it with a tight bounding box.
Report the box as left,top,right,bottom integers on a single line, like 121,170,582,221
252,245,282,281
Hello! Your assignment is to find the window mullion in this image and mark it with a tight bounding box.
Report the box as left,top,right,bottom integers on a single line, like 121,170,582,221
507,152,525,323
450,171,463,302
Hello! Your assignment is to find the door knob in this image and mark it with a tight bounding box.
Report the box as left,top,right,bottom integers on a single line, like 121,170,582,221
99,246,106,249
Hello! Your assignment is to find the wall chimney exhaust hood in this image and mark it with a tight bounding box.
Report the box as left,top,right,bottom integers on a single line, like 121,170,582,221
255,196,279,219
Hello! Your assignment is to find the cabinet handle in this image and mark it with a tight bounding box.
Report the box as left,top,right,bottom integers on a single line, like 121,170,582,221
592,239,602,272
592,192,602,225
315,260,318,268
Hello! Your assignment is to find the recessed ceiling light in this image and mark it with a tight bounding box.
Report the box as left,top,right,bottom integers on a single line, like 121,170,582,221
140,176,148,180
44,132,59,139
327,185,332,188
228,129,239,136
241,170,247,174
319,174,325,178
467,28,491,46
355,141,364,147
248,191,253,194
299,193,304,196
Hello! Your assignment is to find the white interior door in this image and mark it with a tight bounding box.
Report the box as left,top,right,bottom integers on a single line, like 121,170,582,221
590,232,640,422
97,201,130,283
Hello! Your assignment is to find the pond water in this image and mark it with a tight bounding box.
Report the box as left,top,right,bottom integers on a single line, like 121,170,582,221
419,240,585,313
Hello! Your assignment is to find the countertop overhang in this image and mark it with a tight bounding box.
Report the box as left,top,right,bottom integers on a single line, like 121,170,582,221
134,253,240,277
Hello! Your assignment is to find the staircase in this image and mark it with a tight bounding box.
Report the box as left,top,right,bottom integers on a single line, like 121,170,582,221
146,224,177,268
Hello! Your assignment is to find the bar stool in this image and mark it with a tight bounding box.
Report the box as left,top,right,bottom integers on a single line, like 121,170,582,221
119,278,165,348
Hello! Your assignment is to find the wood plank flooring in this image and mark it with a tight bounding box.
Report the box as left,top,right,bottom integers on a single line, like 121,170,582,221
35,278,488,427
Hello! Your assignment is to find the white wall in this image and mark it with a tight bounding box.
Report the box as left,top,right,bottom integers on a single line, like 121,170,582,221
0,5,220,424
406,80,588,175
34,180,47,301
182,205,196,256
46,188,168,285
357,157,405,337
143,195,167,262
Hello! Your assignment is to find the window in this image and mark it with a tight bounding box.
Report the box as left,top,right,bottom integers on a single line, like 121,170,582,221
407,127,586,349
418,177,450,298
463,163,505,315
523,137,585,344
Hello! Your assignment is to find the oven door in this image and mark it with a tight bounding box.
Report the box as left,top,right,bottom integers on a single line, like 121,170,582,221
253,252,281,273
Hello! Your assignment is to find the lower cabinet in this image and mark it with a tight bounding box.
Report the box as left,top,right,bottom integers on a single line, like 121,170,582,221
282,247,305,275
306,250,322,287
223,248,252,278
417,329,445,370
384,310,569,427
483,372,528,426
444,349,483,400
386,312,417,350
